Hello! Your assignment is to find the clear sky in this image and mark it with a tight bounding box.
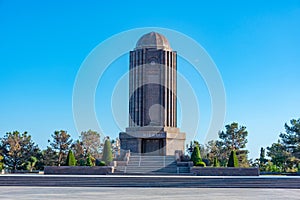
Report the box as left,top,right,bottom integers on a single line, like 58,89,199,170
0,0,299,159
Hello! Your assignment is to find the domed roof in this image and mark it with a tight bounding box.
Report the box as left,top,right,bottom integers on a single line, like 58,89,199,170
135,32,171,50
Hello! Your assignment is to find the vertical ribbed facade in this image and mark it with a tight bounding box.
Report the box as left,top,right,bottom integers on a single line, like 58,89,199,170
129,48,177,128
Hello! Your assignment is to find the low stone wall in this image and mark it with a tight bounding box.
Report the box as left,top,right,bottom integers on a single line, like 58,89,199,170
191,167,259,176
176,161,193,167
44,166,114,175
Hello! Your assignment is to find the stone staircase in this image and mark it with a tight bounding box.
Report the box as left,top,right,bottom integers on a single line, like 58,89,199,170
115,155,190,174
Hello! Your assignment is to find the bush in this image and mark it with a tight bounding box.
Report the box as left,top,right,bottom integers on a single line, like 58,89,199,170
0,155,4,171
195,161,206,167
66,150,77,166
202,158,210,166
227,150,239,167
78,159,86,166
102,139,113,165
86,154,94,166
191,145,202,165
213,157,220,167
26,156,38,171
96,159,106,166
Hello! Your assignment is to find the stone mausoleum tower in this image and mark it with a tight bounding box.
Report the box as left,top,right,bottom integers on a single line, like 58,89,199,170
119,32,186,156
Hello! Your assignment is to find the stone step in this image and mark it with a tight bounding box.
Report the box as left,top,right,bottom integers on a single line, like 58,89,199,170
115,166,190,174
115,155,185,174
3,175,300,188
126,161,177,166
129,156,175,162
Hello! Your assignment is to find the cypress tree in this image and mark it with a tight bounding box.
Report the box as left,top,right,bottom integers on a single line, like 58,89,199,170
227,150,239,167
191,145,202,165
102,139,113,165
213,157,220,167
86,154,93,166
66,150,76,166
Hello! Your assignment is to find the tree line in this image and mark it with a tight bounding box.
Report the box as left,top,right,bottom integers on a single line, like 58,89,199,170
0,129,118,172
187,118,300,173
253,118,300,172
0,117,299,173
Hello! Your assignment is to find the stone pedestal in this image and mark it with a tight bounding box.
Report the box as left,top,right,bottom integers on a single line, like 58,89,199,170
119,126,186,156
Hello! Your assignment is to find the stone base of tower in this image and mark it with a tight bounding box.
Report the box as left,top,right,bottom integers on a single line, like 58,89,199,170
119,126,186,156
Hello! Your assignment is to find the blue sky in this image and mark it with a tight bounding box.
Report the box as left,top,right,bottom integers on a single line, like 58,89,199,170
0,1,299,159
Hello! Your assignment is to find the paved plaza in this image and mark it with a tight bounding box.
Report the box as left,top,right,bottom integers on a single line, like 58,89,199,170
0,187,300,200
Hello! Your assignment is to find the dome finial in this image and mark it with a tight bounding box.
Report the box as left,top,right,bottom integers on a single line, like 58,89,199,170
135,32,171,50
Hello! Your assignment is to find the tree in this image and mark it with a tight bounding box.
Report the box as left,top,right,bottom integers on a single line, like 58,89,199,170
213,157,220,167
42,147,57,166
219,122,248,150
102,138,113,165
48,130,73,166
264,118,300,173
0,154,4,171
80,130,101,159
25,156,37,172
280,118,300,159
86,154,94,166
267,140,290,172
187,141,208,159
0,131,40,171
227,150,239,167
71,140,85,165
191,145,202,165
258,147,267,171
218,122,249,167
206,140,228,167
66,150,76,166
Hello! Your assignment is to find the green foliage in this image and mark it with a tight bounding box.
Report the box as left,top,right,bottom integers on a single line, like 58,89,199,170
102,139,113,165
48,130,73,166
66,150,76,166
206,140,228,167
96,159,106,166
267,141,290,171
218,122,249,167
191,145,202,165
187,141,208,159
258,147,267,171
195,161,206,167
71,140,85,165
280,118,300,158
78,159,86,166
86,154,94,166
227,150,239,167
42,147,57,166
219,122,248,150
25,156,37,171
265,161,281,172
264,118,300,173
80,130,101,158
0,131,40,171
213,157,220,167
206,123,249,167
0,155,4,171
